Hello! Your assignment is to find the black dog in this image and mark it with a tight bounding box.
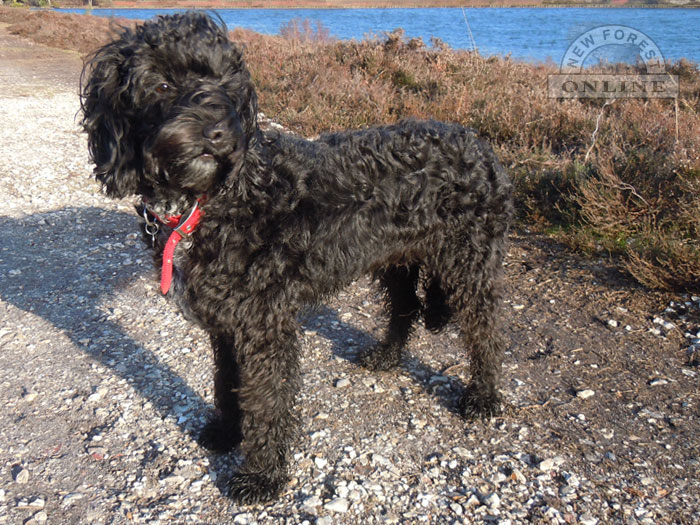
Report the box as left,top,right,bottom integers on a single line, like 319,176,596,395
81,12,513,504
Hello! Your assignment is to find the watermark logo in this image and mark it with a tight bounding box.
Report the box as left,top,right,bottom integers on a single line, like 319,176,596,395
548,25,679,99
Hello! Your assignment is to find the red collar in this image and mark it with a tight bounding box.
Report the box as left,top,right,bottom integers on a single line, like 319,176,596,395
145,201,203,295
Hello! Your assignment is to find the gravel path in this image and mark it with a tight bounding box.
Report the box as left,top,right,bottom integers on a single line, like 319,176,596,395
1,25,699,524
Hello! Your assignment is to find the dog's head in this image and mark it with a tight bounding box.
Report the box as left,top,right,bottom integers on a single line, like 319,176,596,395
81,12,258,203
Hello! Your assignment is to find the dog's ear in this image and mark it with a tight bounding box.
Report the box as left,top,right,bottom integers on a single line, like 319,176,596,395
80,35,141,199
223,41,260,144
239,75,260,143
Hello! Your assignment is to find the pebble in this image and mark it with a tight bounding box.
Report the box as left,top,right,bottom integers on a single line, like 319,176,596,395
88,447,108,460
23,391,38,402
62,493,84,506
411,418,427,429
13,467,30,484
579,513,599,525
334,378,350,388
464,493,481,509
653,317,675,331
483,493,501,508
559,485,576,496
577,389,595,399
302,495,322,509
324,497,350,513
510,468,527,483
539,457,565,471
28,498,45,509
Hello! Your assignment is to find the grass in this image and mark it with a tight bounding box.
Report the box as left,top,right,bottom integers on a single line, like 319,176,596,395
2,6,699,291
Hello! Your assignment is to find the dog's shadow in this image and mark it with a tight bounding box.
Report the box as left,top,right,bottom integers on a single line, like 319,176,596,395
0,207,212,437
302,306,466,417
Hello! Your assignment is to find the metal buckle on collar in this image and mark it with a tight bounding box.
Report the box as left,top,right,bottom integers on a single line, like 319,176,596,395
143,207,160,247
173,203,200,238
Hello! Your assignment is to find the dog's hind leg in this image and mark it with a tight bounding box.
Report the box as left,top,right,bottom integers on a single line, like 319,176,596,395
199,334,243,452
436,236,507,419
423,274,452,332
359,264,421,371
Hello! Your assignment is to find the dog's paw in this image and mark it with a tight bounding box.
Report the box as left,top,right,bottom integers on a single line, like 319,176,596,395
458,384,503,420
198,416,242,453
228,472,287,505
357,344,402,371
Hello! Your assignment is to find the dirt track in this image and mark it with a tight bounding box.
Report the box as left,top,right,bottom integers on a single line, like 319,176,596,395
0,24,699,524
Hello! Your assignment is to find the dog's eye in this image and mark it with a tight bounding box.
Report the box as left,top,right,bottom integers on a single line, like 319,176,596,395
155,83,171,94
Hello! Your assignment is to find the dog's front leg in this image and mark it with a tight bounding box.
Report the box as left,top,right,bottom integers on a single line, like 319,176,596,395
225,305,301,504
199,334,244,452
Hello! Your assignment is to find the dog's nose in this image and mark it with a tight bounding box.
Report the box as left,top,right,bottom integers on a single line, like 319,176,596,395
202,121,230,150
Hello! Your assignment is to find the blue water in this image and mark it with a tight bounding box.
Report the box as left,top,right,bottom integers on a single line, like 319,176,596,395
59,7,700,64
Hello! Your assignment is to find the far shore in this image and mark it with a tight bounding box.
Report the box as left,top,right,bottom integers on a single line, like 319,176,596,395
54,1,700,10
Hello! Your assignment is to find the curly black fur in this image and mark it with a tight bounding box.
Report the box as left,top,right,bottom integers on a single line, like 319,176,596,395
81,12,513,504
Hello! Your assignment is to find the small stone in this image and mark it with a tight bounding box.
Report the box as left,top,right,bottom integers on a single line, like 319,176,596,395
334,378,350,388
649,378,669,386
510,468,527,483
14,466,29,484
577,389,595,399
483,492,500,508
539,458,557,471
314,456,328,469
579,513,599,525
32,511,48,523
88,447,107,460
303,495,322,509
62,493,84,506
600,428,614,439
450,502,464,515
324,497,350,513
371,454,390,466
607,319,619,328
411,418,427,429
232,513,252,524
28,498,45,509
464,493,481,508
559,485,576,496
